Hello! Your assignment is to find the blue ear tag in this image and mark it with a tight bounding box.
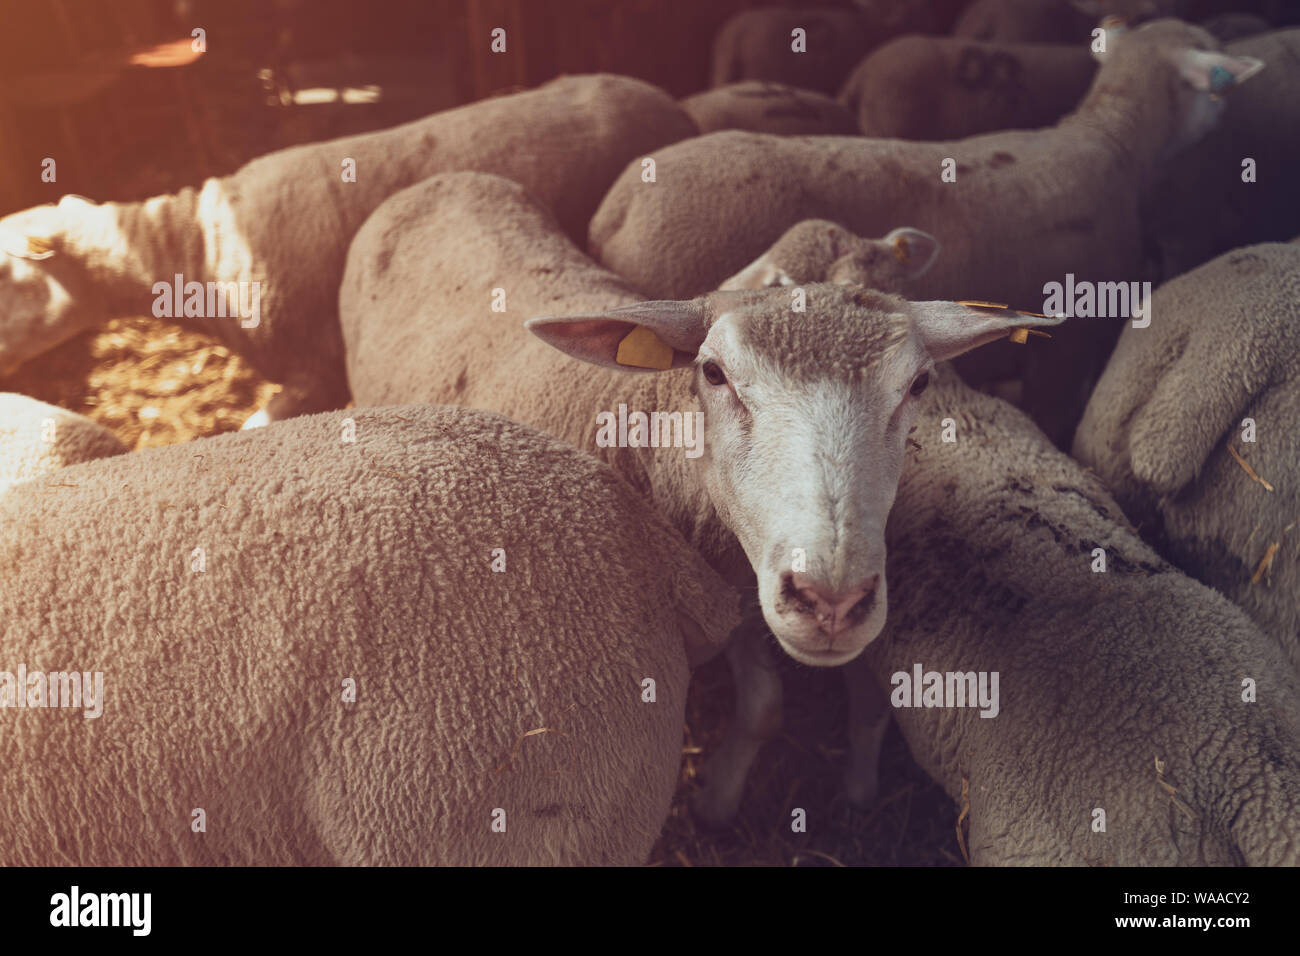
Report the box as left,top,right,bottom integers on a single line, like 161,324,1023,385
1209,65,1235,94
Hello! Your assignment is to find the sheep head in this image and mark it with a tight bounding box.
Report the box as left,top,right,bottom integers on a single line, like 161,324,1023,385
527,285,1063,667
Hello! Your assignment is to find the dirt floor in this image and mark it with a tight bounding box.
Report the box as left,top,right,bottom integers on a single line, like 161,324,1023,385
654,653,961,866
0,318,274,447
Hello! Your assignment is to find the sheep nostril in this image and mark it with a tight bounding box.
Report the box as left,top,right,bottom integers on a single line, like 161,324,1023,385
843,576,879,626
783,573,880,634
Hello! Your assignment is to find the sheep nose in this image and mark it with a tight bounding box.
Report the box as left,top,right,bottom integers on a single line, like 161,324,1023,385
786,573,879,636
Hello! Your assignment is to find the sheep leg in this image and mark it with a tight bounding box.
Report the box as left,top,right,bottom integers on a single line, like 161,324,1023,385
691,625,783,826
842,652,890,808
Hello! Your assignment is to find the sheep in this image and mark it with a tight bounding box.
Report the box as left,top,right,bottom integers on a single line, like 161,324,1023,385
1142,28,1300,281
592,19,1260,304
0,403,740,866
589,18,1266,448
838,36,1096,140
0,392,125,492
698,365,1300,864
340,171,1061,670
681,81,857,136
1072,240,1300,674
0,74,696,426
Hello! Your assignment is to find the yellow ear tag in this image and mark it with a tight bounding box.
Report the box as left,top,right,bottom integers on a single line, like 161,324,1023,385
616,325,674,370
26,236,53,256
891,235,911,262
1008,327,1053,345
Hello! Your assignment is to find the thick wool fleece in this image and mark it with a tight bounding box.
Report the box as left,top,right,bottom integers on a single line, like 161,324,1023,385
1073,241,1300,672
862,364,1300,865
0,404,738,865
682,81,857,136
0,393,125,492
0,75,695,415
341,170,740,580
839,36,1095,140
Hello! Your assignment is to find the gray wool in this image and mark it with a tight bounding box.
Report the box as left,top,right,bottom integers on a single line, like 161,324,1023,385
1074,240,1300,673
863,364,1300,865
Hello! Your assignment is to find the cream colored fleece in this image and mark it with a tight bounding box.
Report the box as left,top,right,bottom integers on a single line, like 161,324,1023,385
0,393,125,492
0,404,738,865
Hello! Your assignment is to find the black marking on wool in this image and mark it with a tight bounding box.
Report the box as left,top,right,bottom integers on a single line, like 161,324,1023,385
1003,500,1166,575
1049,484,1114,521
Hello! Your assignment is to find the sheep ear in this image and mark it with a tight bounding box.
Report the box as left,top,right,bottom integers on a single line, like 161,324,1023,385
0,230,56,261
1175,50,1264,94
882,227,940,280
718,256,794,291
911,301,1066,362
0,201,70,260
526,300,709,372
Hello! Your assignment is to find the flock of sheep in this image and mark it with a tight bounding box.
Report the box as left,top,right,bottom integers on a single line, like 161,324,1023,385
1,0,1299,866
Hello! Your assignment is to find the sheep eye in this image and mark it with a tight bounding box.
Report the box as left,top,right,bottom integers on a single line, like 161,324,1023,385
702,361,728,387
909,371,930,396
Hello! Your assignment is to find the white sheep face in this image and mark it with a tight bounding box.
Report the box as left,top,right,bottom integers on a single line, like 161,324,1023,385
528,285,1063,667
691,301,918,665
